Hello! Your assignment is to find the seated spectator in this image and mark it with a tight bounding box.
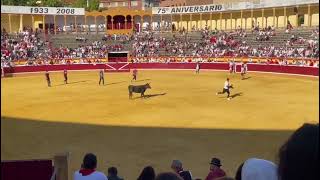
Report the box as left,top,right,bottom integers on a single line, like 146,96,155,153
235,158,277,180
74,153,107,180
155,172,183,180
171,160,192,180
278,123,319,180
107,167,123,180
137,166,156,180
205,158,226,180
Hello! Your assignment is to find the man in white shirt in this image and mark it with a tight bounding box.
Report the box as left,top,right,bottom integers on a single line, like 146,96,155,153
241,62,248,80
229,61,233,74
195,62,200,74
216,78,233,100
74,153,107,180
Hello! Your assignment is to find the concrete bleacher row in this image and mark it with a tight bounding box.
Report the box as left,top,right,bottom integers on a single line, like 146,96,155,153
234,29,316,48
43,27,318,55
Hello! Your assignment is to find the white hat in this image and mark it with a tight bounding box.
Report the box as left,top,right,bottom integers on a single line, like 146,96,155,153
241,158,278,180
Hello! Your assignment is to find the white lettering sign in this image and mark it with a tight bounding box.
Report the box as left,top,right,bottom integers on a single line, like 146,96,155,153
152,4,224,15
1,5,85,15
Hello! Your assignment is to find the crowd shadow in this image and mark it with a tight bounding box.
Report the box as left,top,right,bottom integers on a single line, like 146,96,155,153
1,116,293,179
132,93,167,100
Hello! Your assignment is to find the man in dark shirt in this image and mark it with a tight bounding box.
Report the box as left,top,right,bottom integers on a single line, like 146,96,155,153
205,158,226,180
45,71,51,87
63,69,68,84
99,69,104,85
171,160,192,180
107,167,124,180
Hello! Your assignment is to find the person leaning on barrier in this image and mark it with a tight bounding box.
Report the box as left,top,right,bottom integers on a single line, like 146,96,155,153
205,158,226,180
171,160,192,180
107,167,123,180
73,153,107,180
137,166,156,180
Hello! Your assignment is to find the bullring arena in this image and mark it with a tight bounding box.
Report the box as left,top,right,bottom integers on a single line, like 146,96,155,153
1,0,319,180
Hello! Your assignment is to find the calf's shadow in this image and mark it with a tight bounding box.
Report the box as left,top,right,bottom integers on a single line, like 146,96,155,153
131,93,167,100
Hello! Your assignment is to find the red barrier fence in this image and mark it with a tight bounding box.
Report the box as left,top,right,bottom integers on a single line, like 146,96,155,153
1,160,53,180
3,63,319,76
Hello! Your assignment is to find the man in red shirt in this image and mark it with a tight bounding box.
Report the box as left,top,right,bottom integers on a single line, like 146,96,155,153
45,71,51,87
205,158,226,180
63,69,68,84
132,69,138,81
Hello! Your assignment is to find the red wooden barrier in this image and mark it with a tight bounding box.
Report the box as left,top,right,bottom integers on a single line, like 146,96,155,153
2,63,318,76
1,160,53,180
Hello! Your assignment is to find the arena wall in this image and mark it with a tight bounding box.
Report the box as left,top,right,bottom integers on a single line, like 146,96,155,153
3,63,319,76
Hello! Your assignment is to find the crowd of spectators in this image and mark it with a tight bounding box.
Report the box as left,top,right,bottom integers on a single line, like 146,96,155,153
102,34,131,42
255,26,276,41
130,28,318,60
131,30,162,57
1,28,45,64
51,41,124,59
73,123,318,180
1,26,319,68
76,36,87,42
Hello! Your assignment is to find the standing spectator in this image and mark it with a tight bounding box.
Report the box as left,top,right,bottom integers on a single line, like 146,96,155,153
195,62,200,74
45,71,51,87
99,69,105,85
74,153,107,180
287,20,293,30
107,167,123,180
137,166,156,180
278,123,319,180
205,158,226,180
238,158,277,180
171,160,192,180
132,69,138,81
63,69,68,84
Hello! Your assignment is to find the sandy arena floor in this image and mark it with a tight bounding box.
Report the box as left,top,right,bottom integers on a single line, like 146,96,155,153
1,70,318,179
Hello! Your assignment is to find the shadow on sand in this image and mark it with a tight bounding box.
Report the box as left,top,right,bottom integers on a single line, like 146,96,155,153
242,77,251,80
218,92,243,99
104,81,127,86
132,79,151,82
230,92,243,99
1,116,293,179
1,116,292,179
132,93,167,100
54,80,88,86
